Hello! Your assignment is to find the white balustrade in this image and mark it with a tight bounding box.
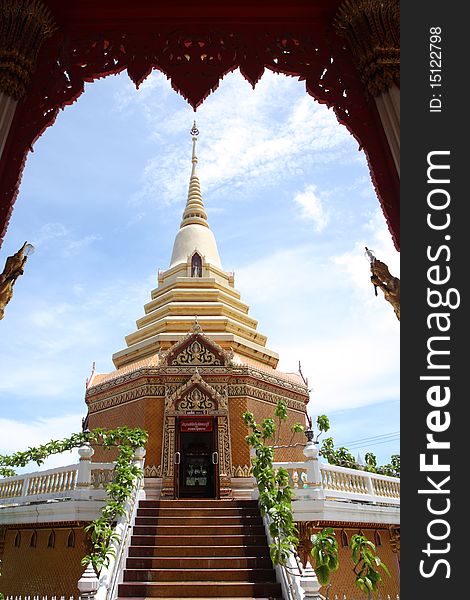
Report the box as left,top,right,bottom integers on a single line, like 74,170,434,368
0,461,115,506
273,458,399,506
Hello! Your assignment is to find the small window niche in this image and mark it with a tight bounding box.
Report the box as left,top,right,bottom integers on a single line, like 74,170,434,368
374,530,382,546
67,529,76,548
191,252,203,277
47,530,55,548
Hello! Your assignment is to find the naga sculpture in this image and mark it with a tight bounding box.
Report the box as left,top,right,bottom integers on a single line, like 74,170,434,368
365,247,400,320
0,241,33,320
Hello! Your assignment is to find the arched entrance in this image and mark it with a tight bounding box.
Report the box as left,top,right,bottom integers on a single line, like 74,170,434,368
0,0,399,249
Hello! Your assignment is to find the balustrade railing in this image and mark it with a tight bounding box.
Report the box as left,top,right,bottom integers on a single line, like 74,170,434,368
0,459,115,506
273,444,399,506
5,596,75,600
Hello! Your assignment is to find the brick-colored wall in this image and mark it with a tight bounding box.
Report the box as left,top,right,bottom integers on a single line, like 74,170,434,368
228,396,250,467
310,526,400,598
247,398,306,462
1,526,87,596
89,397,164,468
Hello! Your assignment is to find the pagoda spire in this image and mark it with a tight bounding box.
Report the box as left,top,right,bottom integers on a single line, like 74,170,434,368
180,122,209,229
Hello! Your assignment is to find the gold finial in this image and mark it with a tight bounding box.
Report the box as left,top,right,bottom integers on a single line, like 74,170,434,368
190,121,199,138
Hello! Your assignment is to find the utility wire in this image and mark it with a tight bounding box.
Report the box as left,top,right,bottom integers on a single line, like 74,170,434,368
345,437,400,451
336,431,400,447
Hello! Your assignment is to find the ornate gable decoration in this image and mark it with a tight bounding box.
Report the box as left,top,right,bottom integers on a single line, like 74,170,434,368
166,370,228,413
161,322,233,367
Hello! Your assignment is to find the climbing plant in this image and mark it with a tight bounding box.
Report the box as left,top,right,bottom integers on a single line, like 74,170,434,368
350,534,390,597
243,400,303,566
242,403,393,596
0,426,148,573
309,527,339,585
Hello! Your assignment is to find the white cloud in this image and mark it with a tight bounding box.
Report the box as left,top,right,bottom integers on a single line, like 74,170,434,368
235,211,399,414
0,275,154,403
124,70,357,208
31,222,69,247
63,234,102,257
332,211,400,300
293,185,329,232
0,414,83,473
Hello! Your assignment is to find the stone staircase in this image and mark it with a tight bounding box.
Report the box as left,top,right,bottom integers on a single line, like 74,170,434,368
117,499,283,599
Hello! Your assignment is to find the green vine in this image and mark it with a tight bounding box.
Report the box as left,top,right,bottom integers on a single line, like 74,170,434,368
350,534,390,597
0,426,148,573
310,527,339,585
243,399,302,566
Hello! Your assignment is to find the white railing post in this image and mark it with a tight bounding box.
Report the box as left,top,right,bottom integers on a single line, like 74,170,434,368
133,447,146,469
21,475,29,499
303,442,324,500
77,443,95,488
365,472,376,503
300,561,324,599
78,562,99,600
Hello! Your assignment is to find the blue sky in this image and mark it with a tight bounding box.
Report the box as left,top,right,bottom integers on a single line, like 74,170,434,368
0,69,399,470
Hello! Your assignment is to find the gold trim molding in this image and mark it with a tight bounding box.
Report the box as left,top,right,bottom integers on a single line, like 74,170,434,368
0,0,57,99
334,0,399,96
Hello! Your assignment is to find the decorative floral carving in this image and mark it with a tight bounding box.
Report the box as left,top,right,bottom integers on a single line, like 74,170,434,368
389,525,400,554
165,371,228,413
231,464,252,477
217,415,232,478
144,464,162,478
162,416,176,478
229,383,307,413
177,386,216,412
296,521,316,567
87,384,165,413
0,0,57,99
334,0,400,96
172,339,222,366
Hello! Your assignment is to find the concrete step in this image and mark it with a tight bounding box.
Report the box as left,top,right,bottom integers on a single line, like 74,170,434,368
123,568,277,582
136,507,261,518
130,534,268,547
134,515,263,526
125,557,273,570
128,545,270,558
118,581,282,598
118,597,282,600
132,525,266,536
138,500,258,509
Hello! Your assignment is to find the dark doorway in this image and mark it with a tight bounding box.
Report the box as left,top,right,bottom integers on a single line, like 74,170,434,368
175,416,218,498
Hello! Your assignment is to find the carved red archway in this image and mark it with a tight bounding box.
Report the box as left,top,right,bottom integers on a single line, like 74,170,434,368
0,0,399,250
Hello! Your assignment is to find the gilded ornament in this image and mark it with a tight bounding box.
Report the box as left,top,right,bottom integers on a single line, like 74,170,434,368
0,0,57,99
334,0,400,96
0,241,33,319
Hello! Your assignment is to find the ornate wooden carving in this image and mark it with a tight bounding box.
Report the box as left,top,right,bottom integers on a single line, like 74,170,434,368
161,329,233,367
334,0,400,96
0,6,400,250
0,0,57,100
177,386,216,412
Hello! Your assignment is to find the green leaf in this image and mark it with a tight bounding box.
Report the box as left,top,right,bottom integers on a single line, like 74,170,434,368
315,564,331,585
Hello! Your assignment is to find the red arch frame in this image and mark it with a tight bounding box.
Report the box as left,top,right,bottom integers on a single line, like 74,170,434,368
0,0,399,249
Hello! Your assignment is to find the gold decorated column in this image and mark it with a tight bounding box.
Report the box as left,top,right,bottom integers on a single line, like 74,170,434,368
334,0,400,174
0,0,57,158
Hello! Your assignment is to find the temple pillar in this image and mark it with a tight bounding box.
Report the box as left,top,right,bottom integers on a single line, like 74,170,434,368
161,415,176,497
334,0,400,175
0,0,56,159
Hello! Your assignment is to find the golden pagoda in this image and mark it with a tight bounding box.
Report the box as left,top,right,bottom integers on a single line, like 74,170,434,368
86,124,309,499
